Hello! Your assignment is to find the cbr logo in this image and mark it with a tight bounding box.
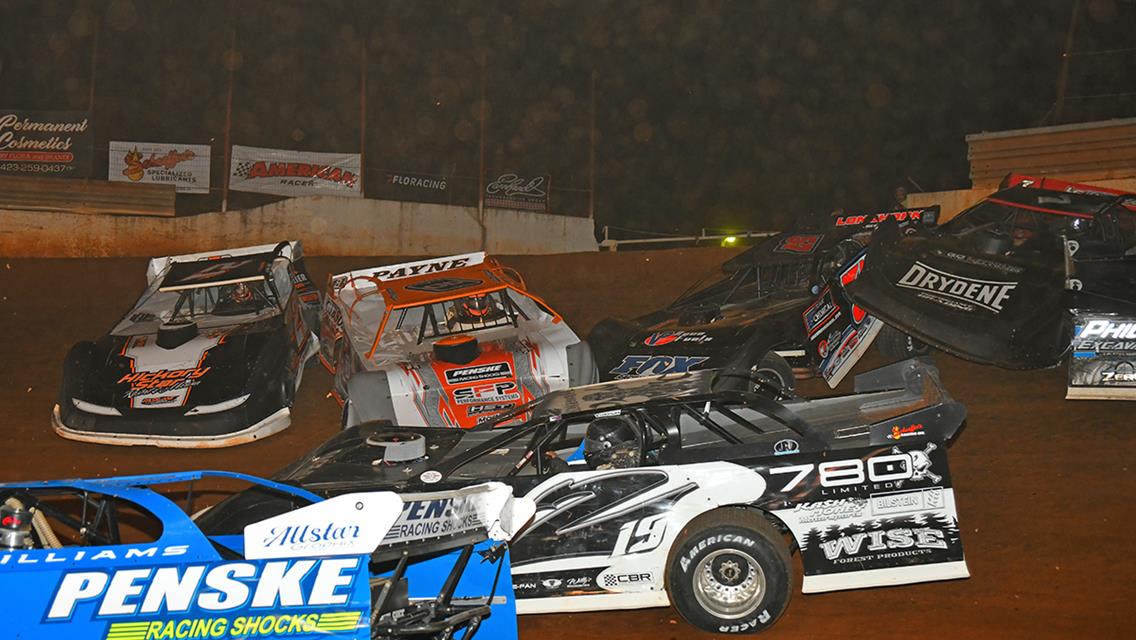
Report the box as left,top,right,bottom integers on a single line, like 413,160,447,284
610,355,709,377
452,381,520,405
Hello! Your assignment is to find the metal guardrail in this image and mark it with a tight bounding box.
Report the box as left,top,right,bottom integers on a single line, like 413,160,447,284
0,175,177,217
599,225,777,250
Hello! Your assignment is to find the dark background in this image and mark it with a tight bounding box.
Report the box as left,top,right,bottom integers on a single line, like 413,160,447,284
1,0,1133,231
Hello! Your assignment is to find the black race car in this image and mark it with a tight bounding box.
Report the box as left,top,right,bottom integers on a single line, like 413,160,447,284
195,358,970,635
53,241,322,447
588,206,938,390
831,175,1136,399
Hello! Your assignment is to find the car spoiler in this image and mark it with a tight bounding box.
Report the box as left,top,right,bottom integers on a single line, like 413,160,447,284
144,240,303,286
1002,173,1136,212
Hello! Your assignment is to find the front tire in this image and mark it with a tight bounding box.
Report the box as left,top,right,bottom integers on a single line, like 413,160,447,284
666,509,792,635
752,352,795,395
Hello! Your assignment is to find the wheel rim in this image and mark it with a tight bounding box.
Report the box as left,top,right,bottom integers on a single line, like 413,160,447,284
691,548,766,620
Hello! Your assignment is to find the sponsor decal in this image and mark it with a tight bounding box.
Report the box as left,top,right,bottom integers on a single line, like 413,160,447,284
1073,319,1136,351
833,209,925,227
797,510,963,573
679,533,758,573
385,171,447,191
803,288,840,339
466,402,515,417
484,172,549,212
109,141,210,193
773,439,800,456
139,395,179,406
259,523,362,554
870,487,944,517
0,110,92,177
383,495,484,542
642,331,713,346
930,248,1024,275
404,277,481,293
600,571,653,589
767,443,942,496
896,261,1017,313
44,557,363,620
0,545,189,566
888,423,925,440
367,253,484,282
419,470,442,484
540,578,562,590
818,525,949,561
230,145,361,198
774,234,823,254
118,368,210,398
791,498,869,525
452,381,521,405
609,355,709,378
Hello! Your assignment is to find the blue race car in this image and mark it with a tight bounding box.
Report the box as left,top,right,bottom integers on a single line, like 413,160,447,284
0,470,533,640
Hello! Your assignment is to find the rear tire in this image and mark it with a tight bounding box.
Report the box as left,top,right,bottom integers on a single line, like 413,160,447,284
876,324,930,360
666,509,792,635
752,352,795,395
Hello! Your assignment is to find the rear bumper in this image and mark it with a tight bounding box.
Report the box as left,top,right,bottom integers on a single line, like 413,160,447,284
51,403,291,448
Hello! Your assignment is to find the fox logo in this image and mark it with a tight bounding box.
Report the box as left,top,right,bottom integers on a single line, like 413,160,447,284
609,355,709,378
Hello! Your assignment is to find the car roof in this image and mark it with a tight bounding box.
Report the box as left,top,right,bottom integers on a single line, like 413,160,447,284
158,252,275,292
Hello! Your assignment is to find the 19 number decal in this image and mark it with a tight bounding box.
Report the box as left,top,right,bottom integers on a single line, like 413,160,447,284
611,513,668,557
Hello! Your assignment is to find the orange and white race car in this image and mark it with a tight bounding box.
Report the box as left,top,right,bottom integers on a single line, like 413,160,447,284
320,252,596,428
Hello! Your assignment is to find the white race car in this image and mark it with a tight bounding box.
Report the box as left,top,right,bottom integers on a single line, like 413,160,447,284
319,252,596,428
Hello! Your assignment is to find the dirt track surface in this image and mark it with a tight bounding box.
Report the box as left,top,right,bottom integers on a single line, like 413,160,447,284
0,248,1132,639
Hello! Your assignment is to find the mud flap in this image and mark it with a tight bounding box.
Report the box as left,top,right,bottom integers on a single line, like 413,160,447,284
803,250,882,388
1067,311,1136,400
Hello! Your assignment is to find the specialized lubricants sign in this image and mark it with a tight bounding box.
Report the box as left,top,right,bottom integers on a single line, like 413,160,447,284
0,110,92,177
109,141,211,193
229,145,362,198
484,172,549,212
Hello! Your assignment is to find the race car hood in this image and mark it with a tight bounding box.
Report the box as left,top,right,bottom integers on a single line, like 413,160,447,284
68,320,283,412
846,227,1072,368
590,295,812,379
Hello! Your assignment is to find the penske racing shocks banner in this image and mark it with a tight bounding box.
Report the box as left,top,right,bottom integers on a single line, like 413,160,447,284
229,145,362,198
109,141,211,193
0,109,93,178
9,550,371,640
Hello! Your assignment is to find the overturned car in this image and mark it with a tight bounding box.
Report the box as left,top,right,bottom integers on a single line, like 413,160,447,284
208,358,970,635
53,241,321,447
1,470,533,640
320,252,596,429
826,175,1136,399
588,206,938,391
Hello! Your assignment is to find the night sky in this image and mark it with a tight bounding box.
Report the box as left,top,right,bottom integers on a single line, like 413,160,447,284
1,0,1133,233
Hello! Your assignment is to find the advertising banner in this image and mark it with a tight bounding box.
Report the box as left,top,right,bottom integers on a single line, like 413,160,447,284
229,145,362,197
0,110,92,178
382,170,450,204
109,141,211,193
484,171,549,212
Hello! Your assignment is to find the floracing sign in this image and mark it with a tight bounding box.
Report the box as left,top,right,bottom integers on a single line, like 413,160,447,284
484,172,549,212
0,110,92,178
229,145,362,197
109,141,211,193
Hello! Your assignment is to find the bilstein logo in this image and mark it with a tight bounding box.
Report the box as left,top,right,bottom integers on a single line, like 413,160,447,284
896,262,1017,313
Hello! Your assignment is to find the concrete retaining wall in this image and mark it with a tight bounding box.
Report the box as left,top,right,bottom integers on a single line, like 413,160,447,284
0,196,598,257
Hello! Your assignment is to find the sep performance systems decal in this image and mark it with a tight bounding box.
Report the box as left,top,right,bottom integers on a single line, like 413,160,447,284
38,557,369,640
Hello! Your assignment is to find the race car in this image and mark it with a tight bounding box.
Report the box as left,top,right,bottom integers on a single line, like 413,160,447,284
588,206,939,391
817,174,1136,399
319,252,596,429
1,470,533,640
53,241,321,447
204,357,970,635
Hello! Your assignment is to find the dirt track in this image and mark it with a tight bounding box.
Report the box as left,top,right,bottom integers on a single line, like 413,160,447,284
0,248,1132,639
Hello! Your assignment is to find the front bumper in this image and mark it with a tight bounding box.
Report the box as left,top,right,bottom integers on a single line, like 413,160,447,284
51,402,292,448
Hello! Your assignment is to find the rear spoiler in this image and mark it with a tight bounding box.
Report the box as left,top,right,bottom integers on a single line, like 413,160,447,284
832,205,941,229
1002,173,1136,212
145,240,302,286
243,482,535,562
328,252,488,296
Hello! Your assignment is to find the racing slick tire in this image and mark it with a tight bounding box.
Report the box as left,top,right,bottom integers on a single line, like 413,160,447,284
752,352,795,395
876,324,930,360
666,509,792,635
